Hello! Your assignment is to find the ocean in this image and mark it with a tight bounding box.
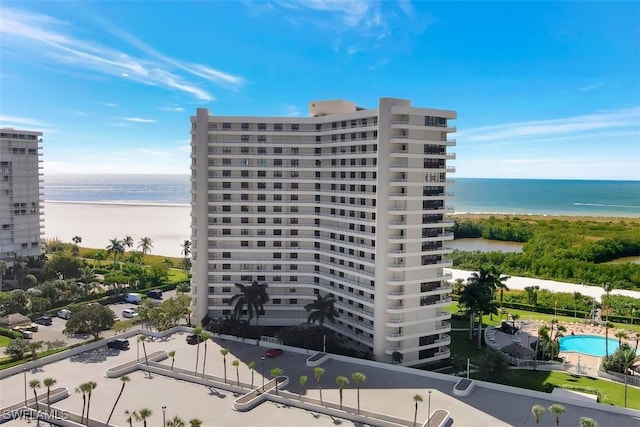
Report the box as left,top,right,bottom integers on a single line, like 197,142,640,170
44,174,640,217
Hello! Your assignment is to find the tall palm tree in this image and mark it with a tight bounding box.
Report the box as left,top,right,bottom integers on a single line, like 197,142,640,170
138,237,153,257
189,419,202,427
232,359,240,386
123,236,134,251
220,348,229,382
124,410,135,427
72,235,82,245
413,394,423,427
299,375,308,399
579,417,599,427
548,403,565,427
192,326,203,374
138,336,150,368
619,345,640,407
573,291,582,318
85,381,97,424
460,272,497,349
181,240,191,272
167,416,185,427
134,408,152,427
43,377,56,413
314,367,325,405
602,282,615,356
107,375,130,424
168,350,176,371
29,379,41,411
229,281,270,329
351,372,366,414
604,321,615,357
76,384,88,424
106,238,124,267
531,404,545,427
247,361,256,388
270,368,283,395
200,332,209,378
336,376,349,410
304,293,339,326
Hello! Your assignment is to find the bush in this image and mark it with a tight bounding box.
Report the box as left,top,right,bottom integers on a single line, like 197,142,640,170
4,338,30,360
0,328,22,340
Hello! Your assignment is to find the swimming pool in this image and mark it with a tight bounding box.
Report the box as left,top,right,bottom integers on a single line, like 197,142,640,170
559,335,620,357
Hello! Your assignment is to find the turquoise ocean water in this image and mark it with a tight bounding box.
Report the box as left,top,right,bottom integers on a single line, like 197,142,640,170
44,174,640,217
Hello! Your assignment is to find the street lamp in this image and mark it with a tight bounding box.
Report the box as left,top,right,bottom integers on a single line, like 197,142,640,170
261,356,265,391
162,406,166,427
23,368,27,407
427,390,432,427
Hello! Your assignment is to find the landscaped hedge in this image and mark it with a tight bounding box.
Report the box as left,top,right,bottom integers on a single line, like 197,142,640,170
0,328,22,339
498,301,590,319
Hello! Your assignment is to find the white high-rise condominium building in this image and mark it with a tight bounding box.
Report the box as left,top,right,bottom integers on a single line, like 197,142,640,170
191,98,456,366
0,128,44,269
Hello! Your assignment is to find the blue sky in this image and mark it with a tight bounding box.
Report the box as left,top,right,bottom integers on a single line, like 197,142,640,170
1,1,639,179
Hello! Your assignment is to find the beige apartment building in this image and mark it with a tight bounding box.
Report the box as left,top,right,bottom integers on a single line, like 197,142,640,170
190,98,456,366
0,128,44,270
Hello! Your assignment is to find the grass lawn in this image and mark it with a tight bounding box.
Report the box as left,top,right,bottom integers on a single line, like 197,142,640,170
473,369,640,410
0,335,11,348
167,268,189,283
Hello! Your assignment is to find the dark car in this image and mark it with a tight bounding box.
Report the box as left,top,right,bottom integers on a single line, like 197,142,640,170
107,338,130,350
265,348,283,358
147,290,163,300
34,316,53,326
186,334,202,345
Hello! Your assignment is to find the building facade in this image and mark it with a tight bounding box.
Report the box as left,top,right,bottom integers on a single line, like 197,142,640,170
0,128,44,269
191,98,456,366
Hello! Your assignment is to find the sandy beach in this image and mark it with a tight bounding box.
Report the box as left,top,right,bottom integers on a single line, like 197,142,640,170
43,201,191,258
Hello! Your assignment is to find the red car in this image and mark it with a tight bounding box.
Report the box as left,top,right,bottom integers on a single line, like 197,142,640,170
265,348,283,358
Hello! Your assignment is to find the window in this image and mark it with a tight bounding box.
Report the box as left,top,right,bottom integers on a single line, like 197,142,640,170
241,123,249,130
273,299,281,304
222,122,231,129
291,123,299,131
258,123,267,130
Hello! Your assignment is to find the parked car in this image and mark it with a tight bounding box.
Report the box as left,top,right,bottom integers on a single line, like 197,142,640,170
124,293,142,304
265,348,283,358
107,338,130,350
122,309,139,318
57,309,71,319
21,330,33,339
34,316,52,326
146,290,163,300
186,334,201,345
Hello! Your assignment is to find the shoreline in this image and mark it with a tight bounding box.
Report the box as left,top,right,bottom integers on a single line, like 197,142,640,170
45,200,190,208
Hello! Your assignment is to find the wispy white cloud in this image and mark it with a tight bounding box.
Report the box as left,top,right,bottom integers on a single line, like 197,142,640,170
100,102,118,107
160,107,185,112
0,114,49,127
579,83,604,92
285,105,301,117
0,7,246,101
458,106,640,144
122,117,157,123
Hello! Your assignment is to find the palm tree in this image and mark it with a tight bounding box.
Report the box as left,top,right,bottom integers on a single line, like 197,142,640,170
138,237,153,257
314,367,325,405
229,281,270,331
169,350,176,371
43,377,56,413
181,240,191,272
619,345,640,407
548,403,565,427
134,408,152,427
531,404,545,427
413,394,423,427
200,332,209,378
220,348,229,382
232,359,240,386
336,376,349,410
299,375,308,399
72,235,82,245
351,372,366,413
460,271,497,349
123,236,134,251
573,291,582,318
192,326,203,374
85,381,97,424
247,361,256,388
106,238,124,267
189,419,202,427
615,329,628,345
602,282,615,356
29,379,41,411
270,368,283,395
138,336,150,368
76,384,88,424
125,410,135,427
304,293,339,326
579,417,599,427
167,416,185,427
107,375,130,424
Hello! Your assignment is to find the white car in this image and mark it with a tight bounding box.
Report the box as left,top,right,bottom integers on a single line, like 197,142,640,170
57,309,71,319
122,309,139,318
